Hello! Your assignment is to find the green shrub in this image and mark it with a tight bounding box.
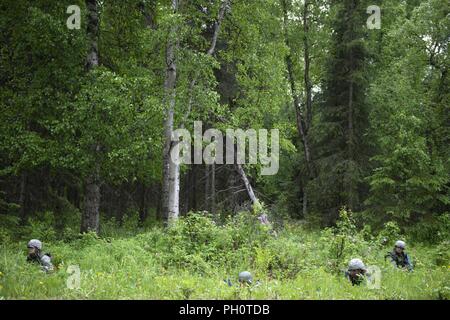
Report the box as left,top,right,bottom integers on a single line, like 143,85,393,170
261,236,309,279
377,221,402,247
433,241,450,266
0,215,20,243
325,208,368,273
23,211,57,242
407,213,450,244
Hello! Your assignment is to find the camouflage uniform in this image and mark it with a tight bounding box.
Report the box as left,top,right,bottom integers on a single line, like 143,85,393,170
386,251,413,271
345,270,366,286
27,239,54,273
386,240,413,271
345,258,368,286
224,271,261,287
27,253,54,272
238,271,253,285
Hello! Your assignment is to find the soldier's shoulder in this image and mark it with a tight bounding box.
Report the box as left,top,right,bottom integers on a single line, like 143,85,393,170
41,254,52,263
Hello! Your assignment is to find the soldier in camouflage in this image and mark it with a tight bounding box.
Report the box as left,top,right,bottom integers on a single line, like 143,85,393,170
345,258,367,286
386,240,413,271
26,239,54,273
224,271,261,288
238,271,253,286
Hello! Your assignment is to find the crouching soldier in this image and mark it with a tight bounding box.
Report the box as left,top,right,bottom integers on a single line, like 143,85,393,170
238,271,253,286
27,239,54,273
224,271,261,288
386,240,413,271
345,258,368,286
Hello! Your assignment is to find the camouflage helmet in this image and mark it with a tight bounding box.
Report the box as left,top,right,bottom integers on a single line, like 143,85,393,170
348,258,366,271
238,271,253,284
395,240,406,249
27,239,42,250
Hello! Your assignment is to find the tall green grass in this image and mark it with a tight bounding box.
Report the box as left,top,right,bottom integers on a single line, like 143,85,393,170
0,211,449,299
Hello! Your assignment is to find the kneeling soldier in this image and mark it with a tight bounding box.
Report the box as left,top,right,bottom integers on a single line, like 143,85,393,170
27,239,54,273
345,258,367,286
386,240,413,271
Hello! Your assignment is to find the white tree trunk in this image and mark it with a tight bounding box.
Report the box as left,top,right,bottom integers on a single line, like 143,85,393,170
236,163,257,205
167,150,180,222
164,0,230,222
162,0,179,225
211,163,216,213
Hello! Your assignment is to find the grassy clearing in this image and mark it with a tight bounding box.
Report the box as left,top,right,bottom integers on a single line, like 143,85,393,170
0,212,449,300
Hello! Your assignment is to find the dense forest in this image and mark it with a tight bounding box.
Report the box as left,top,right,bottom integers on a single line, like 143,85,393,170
0,0,449,300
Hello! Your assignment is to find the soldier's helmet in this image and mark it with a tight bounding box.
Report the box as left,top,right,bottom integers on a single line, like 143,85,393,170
27,239,42,250
348,258,366,271
238,271,253,284
395,240,406,249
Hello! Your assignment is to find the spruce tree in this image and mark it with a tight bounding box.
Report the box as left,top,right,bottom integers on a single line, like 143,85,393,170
309,0,370,224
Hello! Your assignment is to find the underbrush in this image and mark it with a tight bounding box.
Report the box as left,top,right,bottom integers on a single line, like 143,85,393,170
0,209,449,299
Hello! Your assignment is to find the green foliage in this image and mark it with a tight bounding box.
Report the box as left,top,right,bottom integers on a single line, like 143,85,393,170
0,215,20,243
23,212,57,243
324,208,372,273
307,0,372,224
365,0,450,222
141,212,273,273
431,241,450,267
0,0,448,301
377,221,402,246
407,213,450,244
1,213,449,300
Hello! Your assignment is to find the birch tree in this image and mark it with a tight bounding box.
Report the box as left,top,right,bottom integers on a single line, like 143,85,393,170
162,0,180,225
162,0,230,223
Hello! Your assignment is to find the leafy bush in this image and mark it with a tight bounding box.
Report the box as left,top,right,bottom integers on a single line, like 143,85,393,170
433,241,450,267
324,208,370,273
260,235,311,279
146,211,271,273
377,221,402,247
0,215,20,243
22,211,57,242
407,213,450,244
